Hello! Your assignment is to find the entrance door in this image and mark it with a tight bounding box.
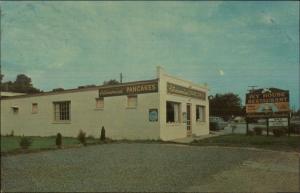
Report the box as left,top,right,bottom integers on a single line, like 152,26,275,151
186,103,192,137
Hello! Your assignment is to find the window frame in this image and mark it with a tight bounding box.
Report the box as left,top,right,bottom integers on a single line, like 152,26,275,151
166,101,181,123
95,97,104,109
32,103,38,114
53,101,71,122
196,105,205,122
127,95,138,109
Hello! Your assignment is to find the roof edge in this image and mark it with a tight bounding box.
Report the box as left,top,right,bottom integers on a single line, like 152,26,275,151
1,79,159,100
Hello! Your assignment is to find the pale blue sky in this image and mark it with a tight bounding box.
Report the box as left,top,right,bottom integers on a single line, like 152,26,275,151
1,1,299,109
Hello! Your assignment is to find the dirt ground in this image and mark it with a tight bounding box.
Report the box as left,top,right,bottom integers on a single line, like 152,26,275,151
185,147,299,192
1,144,299,192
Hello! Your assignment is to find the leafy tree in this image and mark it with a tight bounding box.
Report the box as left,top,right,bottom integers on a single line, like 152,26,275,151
103,79,119,85
52,88,65,92
209,93,244,121
1,74,42,94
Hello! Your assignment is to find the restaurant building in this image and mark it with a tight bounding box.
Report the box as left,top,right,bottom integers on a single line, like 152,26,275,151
0,67,209,140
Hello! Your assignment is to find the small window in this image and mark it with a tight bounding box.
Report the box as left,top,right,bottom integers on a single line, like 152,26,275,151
53,101,71,121
166,101,181,123
32,103,38,113
11,107,19,114
96,97,104,109
127,95,137,108
196,105,205,122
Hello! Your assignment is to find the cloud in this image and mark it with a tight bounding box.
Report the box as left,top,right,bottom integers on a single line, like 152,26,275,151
262,14,275,25
219,70,224,76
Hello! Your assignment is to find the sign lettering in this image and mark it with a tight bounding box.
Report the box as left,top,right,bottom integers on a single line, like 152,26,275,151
99,81,158,97
245,88,290,118
167,82,206,100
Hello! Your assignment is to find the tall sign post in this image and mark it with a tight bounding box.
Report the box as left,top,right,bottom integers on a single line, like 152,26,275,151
245,88,290,136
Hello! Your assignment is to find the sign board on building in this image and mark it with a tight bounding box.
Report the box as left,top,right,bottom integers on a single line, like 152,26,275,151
167,82,206,100
99,81,158,97
149,109,158,122
246,88,289,118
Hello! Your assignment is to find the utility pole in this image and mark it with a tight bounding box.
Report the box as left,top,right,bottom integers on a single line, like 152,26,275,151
120,73,123,84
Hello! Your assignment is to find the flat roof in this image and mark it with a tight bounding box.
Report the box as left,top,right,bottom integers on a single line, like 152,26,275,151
1,79,158,100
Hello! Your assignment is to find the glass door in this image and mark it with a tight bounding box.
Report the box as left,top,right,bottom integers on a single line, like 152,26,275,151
186,103,192,136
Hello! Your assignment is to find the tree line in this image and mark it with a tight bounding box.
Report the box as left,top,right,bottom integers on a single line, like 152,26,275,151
1,74,43,94
209,93,245,120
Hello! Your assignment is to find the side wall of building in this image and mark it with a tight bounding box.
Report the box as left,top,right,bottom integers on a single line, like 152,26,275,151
158,67,209,141
1,90,160,139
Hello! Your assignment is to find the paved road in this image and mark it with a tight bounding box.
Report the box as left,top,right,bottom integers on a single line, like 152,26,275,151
1,144,299,192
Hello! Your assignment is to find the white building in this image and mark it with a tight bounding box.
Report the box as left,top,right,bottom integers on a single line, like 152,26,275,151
1,92,26,98
0,67,209,140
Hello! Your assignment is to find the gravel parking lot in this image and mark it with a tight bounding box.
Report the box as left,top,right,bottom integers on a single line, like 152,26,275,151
1,143,299,192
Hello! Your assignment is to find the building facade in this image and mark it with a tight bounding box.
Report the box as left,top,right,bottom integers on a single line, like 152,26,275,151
1,67,209,140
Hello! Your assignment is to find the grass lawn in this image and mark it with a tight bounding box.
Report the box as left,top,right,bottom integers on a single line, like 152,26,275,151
191,134,300,152
1,136,98,153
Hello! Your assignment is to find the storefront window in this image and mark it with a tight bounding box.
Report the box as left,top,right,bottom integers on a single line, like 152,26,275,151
166,101,181,123
196,105,205,122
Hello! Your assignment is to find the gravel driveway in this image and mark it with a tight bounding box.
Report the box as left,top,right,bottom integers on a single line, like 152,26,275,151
1,143,299,192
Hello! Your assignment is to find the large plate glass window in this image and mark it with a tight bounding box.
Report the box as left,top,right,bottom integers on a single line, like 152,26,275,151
166,101,181,123
196,105,205,122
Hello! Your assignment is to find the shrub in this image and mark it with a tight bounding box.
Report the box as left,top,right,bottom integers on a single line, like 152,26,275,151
273,127,287,137
290,123,300,134
247,130,255,136
253,127,263,135
87,134,95,139
19,136,32,149
231,125,237,133
56,133,62,148
210,122,218,131
10,130,14,137
77,130,86,145
100,126,106,141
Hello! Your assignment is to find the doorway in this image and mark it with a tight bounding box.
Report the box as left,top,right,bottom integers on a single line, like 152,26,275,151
186,103,192,137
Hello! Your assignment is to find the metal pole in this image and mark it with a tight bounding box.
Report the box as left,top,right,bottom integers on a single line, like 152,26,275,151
266,117,269,136
120,73,123,83
246,117,249,135
288,116,290,137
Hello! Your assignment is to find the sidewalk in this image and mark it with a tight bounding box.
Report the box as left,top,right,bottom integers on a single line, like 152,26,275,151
171,130,228,144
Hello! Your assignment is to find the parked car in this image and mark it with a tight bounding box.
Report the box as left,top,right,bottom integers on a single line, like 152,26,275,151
209,116,228,130
233,116,245,123
290,116,300,134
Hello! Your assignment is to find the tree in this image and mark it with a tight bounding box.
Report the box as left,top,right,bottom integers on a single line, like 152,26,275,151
209,93,244,121
52,88,65,92
1,74,42,94
103,79,119,85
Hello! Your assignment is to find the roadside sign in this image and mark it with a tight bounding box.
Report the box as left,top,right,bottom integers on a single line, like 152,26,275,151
269,118,288,127
245,88,290,118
